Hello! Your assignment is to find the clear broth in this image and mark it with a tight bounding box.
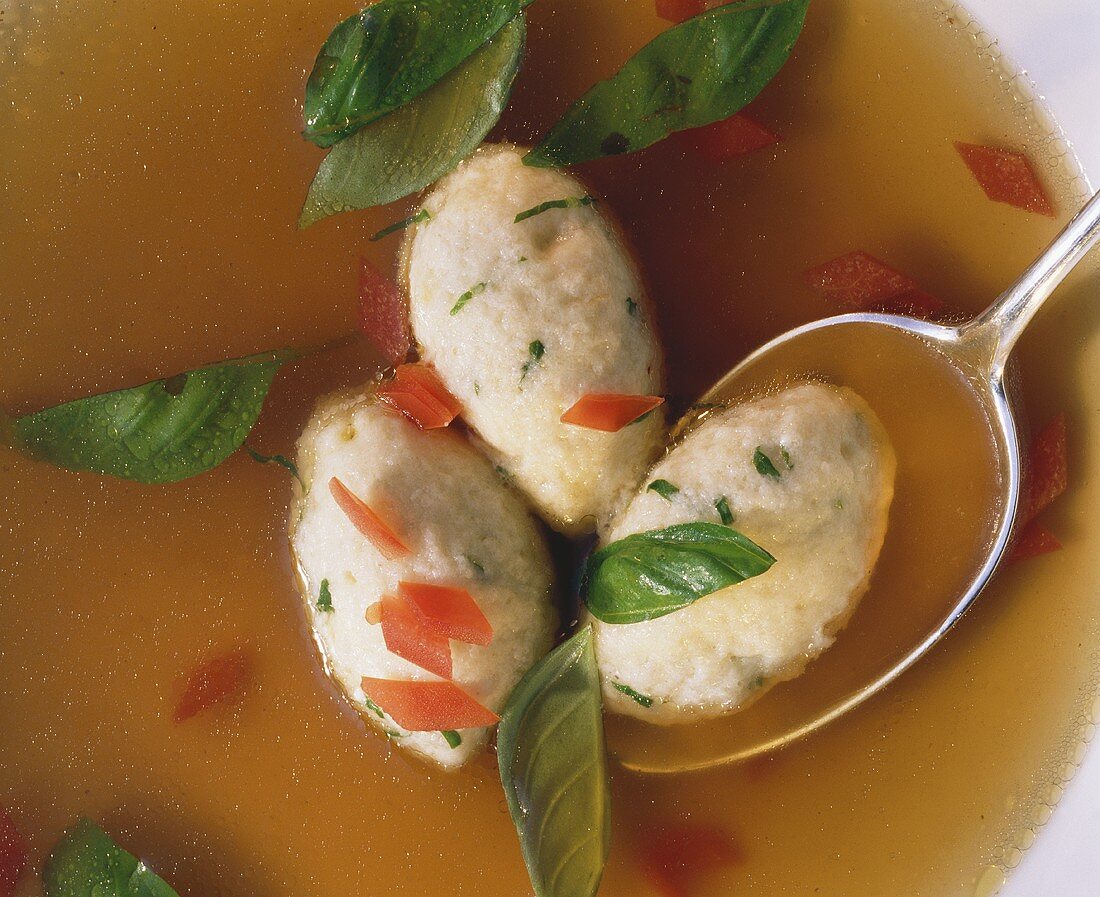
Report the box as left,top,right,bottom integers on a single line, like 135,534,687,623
2,0,1099,895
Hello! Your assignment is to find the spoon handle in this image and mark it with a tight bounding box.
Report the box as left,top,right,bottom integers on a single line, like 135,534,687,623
966,188,1100,378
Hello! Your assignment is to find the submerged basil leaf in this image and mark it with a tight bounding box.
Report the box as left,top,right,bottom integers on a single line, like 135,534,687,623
245,445,302,483
526,0,810,167
300,16,526,227
498,626,610,897
11,350,292,483
44,817,180,897
583,522,775,624
303,0,532,148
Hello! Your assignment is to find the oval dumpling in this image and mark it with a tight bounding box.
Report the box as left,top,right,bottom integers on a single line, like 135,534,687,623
403,143,665,536
591,383,897,724
290,390,557,768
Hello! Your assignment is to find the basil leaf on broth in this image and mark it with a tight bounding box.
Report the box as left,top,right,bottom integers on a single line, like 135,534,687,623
302,0,533,148
300,16,526,228
525,0,810,167
498,626,610,897
583,522,776,624
11,350,292,484
44,817,181,897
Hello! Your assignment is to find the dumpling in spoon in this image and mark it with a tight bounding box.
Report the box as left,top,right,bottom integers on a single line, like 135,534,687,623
590,383,896,724
402,143,665,536
290,390,557,768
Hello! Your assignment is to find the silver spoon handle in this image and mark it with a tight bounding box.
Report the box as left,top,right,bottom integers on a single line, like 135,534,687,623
965,188,1100,378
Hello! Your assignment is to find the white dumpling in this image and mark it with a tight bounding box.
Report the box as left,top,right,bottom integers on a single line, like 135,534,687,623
290,390,557,768
403,143,665,536
591,383,897,724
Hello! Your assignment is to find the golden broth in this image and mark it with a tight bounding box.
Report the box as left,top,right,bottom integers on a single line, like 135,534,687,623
1,1,1098,896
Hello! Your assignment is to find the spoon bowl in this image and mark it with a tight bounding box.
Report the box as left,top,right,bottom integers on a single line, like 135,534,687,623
610,190,1100,774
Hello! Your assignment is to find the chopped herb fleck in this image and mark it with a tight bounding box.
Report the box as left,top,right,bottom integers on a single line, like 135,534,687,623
316,579,334,613
363,696,385,719
385,729,407,739
514,195,597,223
612,681,653,708
369,208,430,241
626,297,639,317
780,447,793,470
521,340,545,380
465,555,487,577
518,255,528,263
495,465,511,481
751,675,766,690
753,447,782,479
647,479,679,500
473,381,481,396
834,498,844,510
450,281,486,315
715,496,734,525
245,445,302,483
629,406,658,426
442,729,463,748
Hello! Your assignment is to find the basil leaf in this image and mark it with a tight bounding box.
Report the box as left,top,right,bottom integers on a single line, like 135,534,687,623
302,0,532,148
498,626,610,897
300,16,526,227
612,681,653,708
514,194,596,222
753,446,782,478
583,522,776,624
525,0,810,167
44,817,180,897
647,479,679,500
369,208,431,241
245,445,302,483
11,350,292,483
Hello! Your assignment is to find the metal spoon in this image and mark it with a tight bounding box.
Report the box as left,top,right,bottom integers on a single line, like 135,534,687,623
611,190,1100,774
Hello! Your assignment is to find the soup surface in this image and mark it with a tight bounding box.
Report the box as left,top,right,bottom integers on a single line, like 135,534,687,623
1,0,1098,895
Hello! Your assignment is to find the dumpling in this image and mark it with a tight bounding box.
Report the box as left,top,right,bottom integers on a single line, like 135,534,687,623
591,383,896,724
290,390,557,767
403,143,665,536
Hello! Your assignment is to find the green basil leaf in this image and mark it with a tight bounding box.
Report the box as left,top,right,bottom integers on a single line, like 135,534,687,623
302,0,532,148
611,681,653,707
11,350,292,483
753,446,782,478
525,0,810,167
647,478,679,500
300,15,526,227
498,626,610,897
44,817,180,897
584,522,776,624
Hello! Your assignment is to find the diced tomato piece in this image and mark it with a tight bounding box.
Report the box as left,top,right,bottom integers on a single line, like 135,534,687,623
1020,414,1068,524
682,113,781,162
955,142,1055,217
804,250,918,310
377,363,462,430
399,582,493,646
1008,521,1062,563
0,809,27,897
380,592,452,680
358,258,411,367
561,394,664,432
638,823,743,897
655,0,706,23
174,645,252,723
359,678,499,731
329,477,411,560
